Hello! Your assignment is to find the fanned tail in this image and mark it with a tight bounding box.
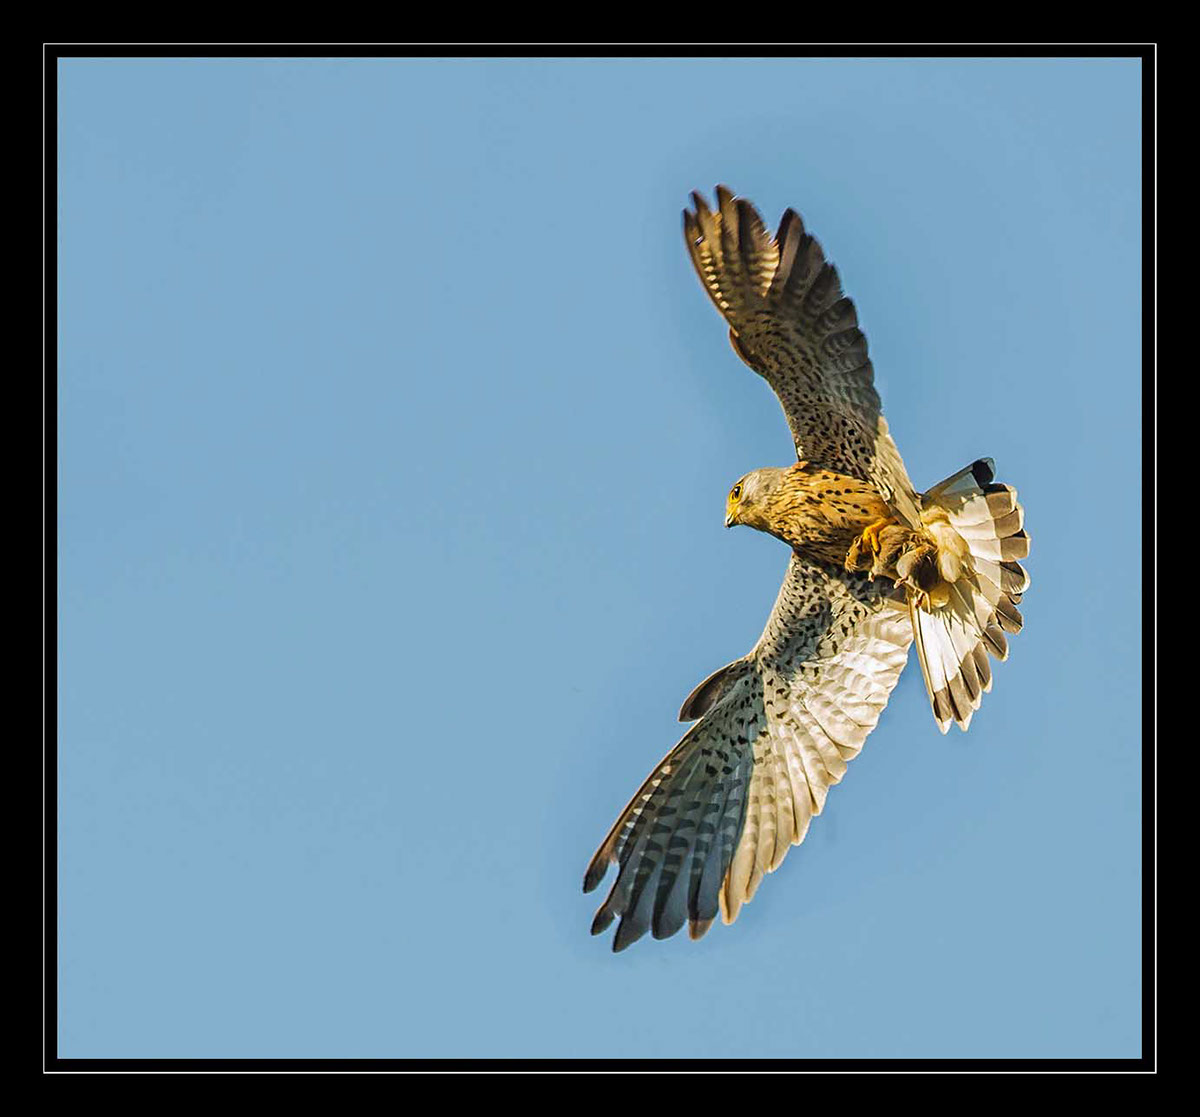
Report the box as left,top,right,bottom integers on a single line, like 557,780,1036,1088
910,459,1030,733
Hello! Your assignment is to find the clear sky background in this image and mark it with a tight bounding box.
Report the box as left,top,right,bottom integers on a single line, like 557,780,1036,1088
57,57,1142,1059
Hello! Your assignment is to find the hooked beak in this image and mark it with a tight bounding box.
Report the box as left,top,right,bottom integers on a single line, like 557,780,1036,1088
724,511,735,528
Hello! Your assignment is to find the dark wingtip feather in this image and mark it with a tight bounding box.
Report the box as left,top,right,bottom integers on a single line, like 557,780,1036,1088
612,917,647,953
688,917,714,941
775,207,806,246
651,906,687,942
735,197,771,252
590,906,615,936
583,856,609,894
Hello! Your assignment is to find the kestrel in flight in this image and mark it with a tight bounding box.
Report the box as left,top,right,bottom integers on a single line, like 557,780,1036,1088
584,187,1030,951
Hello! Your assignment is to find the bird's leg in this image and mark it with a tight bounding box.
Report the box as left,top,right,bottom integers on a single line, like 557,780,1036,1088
845,517,895,574
857,517,891,557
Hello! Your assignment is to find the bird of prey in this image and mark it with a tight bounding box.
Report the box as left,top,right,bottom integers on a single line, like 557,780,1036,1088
584,187,1029,951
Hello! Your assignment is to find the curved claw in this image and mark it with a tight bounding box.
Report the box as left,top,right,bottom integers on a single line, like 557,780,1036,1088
860,518,890,557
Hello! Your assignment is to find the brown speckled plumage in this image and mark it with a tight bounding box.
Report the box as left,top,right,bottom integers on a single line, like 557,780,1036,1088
584,188,1029,951
737,461,893,565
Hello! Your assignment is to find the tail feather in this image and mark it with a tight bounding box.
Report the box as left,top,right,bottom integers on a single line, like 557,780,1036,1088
911,459,1029,732
972,556,1031,597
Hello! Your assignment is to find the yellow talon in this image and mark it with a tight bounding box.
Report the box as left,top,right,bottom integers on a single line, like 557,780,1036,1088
860,518,889,556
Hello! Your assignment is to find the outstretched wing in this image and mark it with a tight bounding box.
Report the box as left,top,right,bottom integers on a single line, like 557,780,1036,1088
584,557,913,950
683,186,922,528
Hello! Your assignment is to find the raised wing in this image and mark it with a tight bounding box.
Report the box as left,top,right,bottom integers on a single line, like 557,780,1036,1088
584,557,913,950
684,186,922,528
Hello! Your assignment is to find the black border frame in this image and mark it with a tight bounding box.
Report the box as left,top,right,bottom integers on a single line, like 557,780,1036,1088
44,42,1156,1074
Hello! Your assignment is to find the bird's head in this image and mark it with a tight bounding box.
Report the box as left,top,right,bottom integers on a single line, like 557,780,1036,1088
724,467,788,530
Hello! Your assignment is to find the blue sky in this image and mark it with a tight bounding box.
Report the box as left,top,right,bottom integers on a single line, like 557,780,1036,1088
57,57,1142,1059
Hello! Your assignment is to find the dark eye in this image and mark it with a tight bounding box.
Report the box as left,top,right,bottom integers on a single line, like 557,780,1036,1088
731,485,742,500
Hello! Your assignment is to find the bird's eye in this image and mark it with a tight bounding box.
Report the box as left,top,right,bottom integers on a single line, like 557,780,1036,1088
731,485,742,500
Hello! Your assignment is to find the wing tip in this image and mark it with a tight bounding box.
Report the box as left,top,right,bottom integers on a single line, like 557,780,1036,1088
583,851,610,894
687,917,714,941
611,918,647,953
590,905,615,936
